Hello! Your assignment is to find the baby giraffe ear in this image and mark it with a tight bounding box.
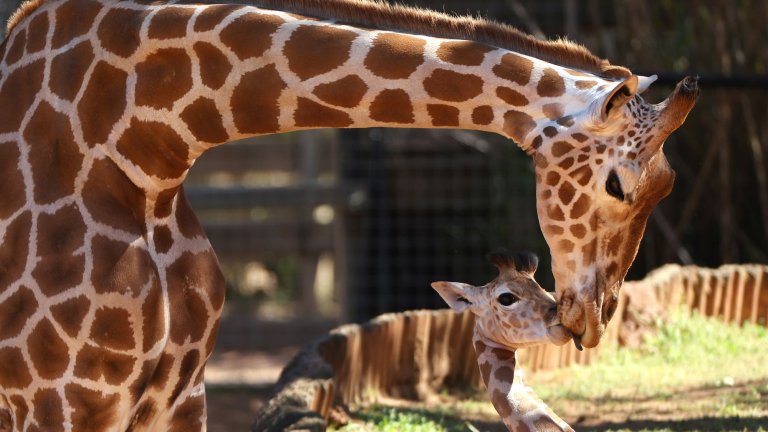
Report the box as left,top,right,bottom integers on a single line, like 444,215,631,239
601,75,638,121
513,251,538,275
431,281,474,312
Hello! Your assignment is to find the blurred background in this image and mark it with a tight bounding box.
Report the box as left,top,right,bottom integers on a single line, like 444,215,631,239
2,0,766,355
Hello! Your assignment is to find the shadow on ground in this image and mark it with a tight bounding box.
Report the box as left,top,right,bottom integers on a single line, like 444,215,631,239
582,416,768,432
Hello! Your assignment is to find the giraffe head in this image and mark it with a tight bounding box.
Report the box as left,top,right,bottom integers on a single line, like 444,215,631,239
529,75,700,348
432,250,572,349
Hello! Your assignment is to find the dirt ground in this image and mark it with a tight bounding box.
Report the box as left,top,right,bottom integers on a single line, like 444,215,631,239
206,348,296,432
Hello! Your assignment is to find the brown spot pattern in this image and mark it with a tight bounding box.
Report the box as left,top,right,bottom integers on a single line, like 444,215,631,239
437,41,492,66
570,165,593,186
98,8,143,57
91,235,157,296
74,344,136,385
502,110,536,143
0,143,25,219
364,33,425,79
294,97,353,128
559,181,576,205
492,390,512,417
572,132,588,142
570,194,591,219
493,53,533,85
284,25,357,80
150,354,175,391
28,318,70,379
494,366,515,383
25,101,83,204
472,106,494,125
166,251,222,344
370,89,414,124
4,29,26,66
545,171,560,186
33,204,86,296
65,384,119,432
543,126,558,138
220,13,284,60
78,61,128,146
0,286,37,340
135,48,193,110
82,158,146,235
181,97,229,144
313,75,368,108
193,5,242,32
496,87,528,106
25,12,48,54
576,80,597,89
152,189,177,220
33,388,64,432
50,41,95,101
52,0,102,49
9,395,28,431
542,103,564,120
231,64,286,134
168,350,201,405
0,59,44,133
0,348,32,389
547,204,565,221
170,394,205,430
570,224,587,238
148,7,194,40
50,296,91,338
142,276,165,353
194,42,232,90
175,190,204,239
117,118,190,180
90,307,136,351
551,140,574,158
424,69,483,102
0,212,31,289
427,104,460,127
537,68,566,97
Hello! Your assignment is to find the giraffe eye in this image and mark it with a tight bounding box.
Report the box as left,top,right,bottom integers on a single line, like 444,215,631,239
497,293,518,306
606,170,625,201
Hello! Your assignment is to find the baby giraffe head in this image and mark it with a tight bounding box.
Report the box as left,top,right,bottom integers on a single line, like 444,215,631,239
432,250,573,349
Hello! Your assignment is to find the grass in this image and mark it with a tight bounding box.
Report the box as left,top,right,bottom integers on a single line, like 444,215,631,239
333,311,768,432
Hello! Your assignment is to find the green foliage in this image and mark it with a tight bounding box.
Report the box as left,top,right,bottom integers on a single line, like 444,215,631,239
332,406,481,432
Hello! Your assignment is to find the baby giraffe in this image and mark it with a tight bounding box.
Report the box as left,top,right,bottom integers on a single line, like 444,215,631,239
432,250,577,432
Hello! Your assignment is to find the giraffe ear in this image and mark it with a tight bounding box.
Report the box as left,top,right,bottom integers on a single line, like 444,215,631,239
601,75,638,121
513,251,538,275
431,281,474,312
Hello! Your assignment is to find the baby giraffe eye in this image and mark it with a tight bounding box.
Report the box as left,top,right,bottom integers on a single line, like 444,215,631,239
497,292,518,306
606,170,625,201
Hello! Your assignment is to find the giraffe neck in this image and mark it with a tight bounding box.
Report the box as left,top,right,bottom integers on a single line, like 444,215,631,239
0,0,615,192
473,332,573,432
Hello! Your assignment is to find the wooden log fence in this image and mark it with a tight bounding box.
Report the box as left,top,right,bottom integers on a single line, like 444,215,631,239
251,263,768,431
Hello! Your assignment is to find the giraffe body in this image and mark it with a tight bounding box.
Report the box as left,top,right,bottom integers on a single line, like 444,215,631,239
1,0,696,430
433,251,574,432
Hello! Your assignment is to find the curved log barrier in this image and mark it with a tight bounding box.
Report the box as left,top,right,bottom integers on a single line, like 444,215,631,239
251,264,768,431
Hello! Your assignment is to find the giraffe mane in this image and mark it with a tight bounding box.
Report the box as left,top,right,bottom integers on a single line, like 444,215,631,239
6,0,47,35
243,0,632,78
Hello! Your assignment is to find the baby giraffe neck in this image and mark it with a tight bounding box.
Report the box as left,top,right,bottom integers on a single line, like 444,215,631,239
473,333,573,432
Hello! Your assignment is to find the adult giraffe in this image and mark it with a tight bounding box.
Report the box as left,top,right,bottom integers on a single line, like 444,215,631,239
0,0,697,430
